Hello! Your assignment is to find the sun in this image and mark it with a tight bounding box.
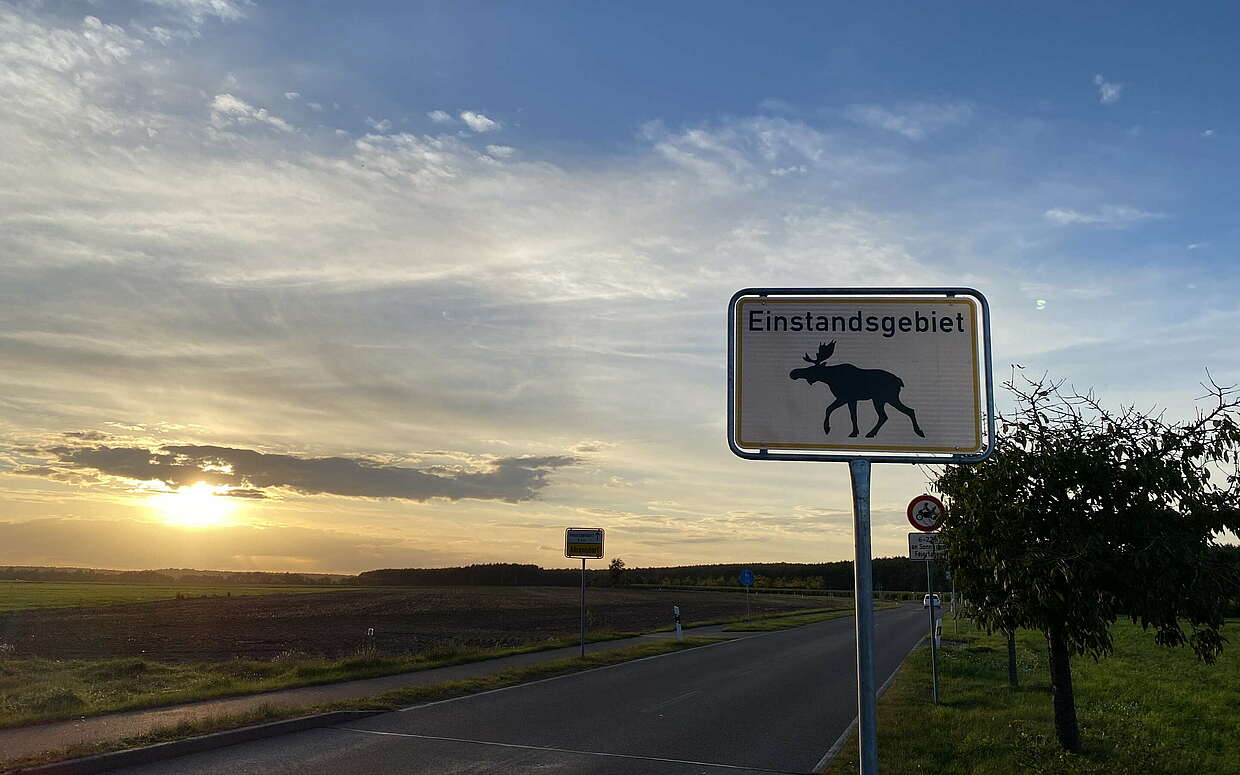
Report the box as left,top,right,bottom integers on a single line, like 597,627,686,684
150,482,239,527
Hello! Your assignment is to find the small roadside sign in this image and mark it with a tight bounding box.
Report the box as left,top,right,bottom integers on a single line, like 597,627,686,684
908,532,946,561
907,493,946,531
565,528,604,559
739,569,755,587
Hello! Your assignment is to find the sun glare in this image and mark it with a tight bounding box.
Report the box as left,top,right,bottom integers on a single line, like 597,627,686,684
150,482,238,527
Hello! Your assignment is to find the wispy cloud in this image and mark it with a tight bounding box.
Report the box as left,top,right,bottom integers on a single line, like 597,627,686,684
141,0,252,25
427,109,454,124
843,102,973,139
1043,204,1164,227
1094,73,1123,104
210,93,294,132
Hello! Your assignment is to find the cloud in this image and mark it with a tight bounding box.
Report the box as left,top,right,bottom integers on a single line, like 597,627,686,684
38,445,579,503
1043,205,1165,227
283,91,300,100
427,110,453,124
141,0,251,26
485,144,515,158
1094,73,1122,104
365,116,392,132
1201,129,1215,138
0,517,460,573
460,110,499,133
209,93,294,132
843,102,973,139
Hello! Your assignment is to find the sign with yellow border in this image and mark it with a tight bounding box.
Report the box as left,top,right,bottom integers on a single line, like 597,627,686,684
728,289,992,461
565,528,604,559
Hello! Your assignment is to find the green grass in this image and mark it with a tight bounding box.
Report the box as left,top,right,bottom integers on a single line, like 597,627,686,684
0,580,353,612
645,603,855,633
0,637,722,772
722,603,897,632
0,630,641,728
823,617,1240,775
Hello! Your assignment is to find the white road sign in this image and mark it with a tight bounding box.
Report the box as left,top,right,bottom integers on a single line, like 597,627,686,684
729,292,988,458
908,532,947,561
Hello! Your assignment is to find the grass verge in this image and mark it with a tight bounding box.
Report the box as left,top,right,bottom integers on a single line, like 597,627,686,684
0,630,640,728
722,603,897,632
646,603,854,633
0,637,722,772
822,617,1240,775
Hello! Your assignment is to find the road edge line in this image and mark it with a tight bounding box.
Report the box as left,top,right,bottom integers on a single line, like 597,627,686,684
811,632,927,774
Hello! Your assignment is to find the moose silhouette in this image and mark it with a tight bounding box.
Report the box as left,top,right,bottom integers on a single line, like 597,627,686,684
788,341,925,439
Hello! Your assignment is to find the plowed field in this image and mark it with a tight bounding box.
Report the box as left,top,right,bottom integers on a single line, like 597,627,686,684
0,586,834,661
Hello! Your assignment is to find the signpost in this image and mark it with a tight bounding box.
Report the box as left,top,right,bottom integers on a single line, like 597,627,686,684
728,288,993,775
908,528,947,705
565,528,604,658
739,569,755,618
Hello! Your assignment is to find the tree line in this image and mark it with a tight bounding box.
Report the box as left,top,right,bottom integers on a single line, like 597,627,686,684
356,559,950,591
0,566,345,586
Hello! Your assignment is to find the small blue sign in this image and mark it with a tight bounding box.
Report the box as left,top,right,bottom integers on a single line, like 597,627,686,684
739,570,755,587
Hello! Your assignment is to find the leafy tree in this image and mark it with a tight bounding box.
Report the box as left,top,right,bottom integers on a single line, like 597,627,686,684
933,371,1240,752
609,557,626,586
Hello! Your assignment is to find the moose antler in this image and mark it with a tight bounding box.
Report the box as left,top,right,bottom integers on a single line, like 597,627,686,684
802,341,836,366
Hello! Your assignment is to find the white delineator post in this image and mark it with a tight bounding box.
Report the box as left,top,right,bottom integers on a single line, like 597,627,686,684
673,605,683,640
849,458,879,775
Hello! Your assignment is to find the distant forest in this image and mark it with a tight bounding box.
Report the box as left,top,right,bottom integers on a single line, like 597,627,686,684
0,566,348,586
357,559,953,592
8,545,1237,600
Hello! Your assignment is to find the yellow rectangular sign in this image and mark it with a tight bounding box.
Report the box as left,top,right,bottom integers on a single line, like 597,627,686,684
733,295,984,454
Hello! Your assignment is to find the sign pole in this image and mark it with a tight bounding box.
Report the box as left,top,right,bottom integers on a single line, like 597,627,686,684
927,560,940,705
580,557,587,658
849,458,879,775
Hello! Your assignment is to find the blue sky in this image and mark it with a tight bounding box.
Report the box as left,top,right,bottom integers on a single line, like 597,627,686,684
0,0,1236,572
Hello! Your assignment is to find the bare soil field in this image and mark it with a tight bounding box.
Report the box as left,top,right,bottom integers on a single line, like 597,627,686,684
0,586,833,662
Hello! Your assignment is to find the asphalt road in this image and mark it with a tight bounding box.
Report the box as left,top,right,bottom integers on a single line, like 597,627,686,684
114,605,936,775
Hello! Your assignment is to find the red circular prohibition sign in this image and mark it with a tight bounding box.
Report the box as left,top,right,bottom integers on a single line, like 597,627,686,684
907,493,946,531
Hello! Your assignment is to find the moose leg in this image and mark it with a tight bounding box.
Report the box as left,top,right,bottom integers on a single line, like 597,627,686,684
866,400,889,438
890,396,926,438
822,398,847,436
847,401,860,437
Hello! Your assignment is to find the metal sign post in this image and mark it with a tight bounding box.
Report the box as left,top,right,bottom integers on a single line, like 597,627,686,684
580,557,586,657
565,528,605,659
849,458,878,773
909,531,946,705
739,569,755,619
926,559,940,705
728,288,994,775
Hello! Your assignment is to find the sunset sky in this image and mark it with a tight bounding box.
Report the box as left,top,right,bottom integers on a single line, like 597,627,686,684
2,1,1238,573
